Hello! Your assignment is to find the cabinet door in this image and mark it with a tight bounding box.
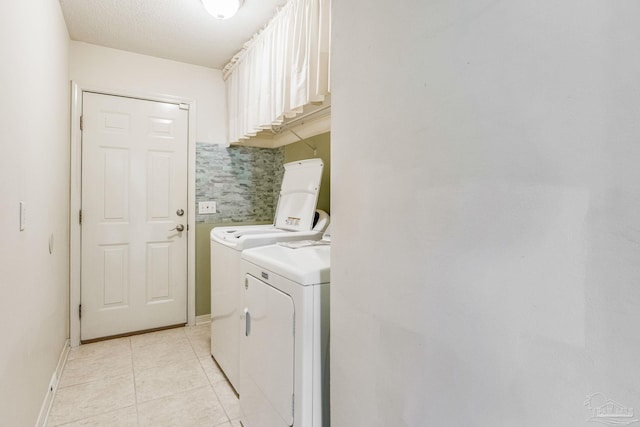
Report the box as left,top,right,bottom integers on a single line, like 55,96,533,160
242,274,295,426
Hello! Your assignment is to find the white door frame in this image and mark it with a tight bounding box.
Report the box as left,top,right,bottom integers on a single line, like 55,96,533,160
69,81,197,347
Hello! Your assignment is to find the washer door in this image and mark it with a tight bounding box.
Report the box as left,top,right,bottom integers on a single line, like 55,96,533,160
242,274,295,426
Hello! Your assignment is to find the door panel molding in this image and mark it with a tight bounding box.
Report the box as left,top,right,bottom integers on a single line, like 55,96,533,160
70,81,197,347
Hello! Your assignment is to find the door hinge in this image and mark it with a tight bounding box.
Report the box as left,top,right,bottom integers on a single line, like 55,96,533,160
79,304,82,319
80,115,83,130
79,209,82,225
292,394,295,414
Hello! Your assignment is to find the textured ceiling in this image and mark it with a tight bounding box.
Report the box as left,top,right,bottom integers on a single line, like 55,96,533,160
59,0,287,69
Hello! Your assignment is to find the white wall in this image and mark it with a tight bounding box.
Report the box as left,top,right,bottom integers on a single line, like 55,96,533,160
331,1,640,425
0,1,70,425
69,41,226,144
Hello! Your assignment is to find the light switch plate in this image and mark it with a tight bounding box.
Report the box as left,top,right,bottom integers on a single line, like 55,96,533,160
199,201,217,214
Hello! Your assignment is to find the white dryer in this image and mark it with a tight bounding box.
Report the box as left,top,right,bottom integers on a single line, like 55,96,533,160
210,159,328,393
239,232,331,427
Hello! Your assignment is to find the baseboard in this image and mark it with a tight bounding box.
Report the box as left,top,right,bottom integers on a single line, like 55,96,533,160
36,339,70,427
196,314,211,325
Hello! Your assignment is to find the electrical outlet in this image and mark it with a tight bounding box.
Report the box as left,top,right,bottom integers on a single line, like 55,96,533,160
199,201,217,214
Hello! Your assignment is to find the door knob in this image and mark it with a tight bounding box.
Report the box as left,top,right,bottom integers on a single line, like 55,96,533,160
176,209,184,216
170,224,185,232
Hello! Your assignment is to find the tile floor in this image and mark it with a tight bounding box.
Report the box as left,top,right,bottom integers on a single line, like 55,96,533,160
46,324,241,427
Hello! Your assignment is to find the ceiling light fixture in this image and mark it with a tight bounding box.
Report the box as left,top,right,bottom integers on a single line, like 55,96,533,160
202,0,244,20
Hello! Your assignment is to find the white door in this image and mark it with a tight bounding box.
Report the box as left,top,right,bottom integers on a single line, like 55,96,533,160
80,92,188,341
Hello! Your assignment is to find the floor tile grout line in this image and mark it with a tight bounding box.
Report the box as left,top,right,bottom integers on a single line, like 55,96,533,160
192,338,229,420
132,351,212,406
55,406,138,427
197,354,228,413
46,376,135,426
56,356,134,390
132,351,201,381
52,336,137,426
65,337,132,363
129,337,141,426
131,330,200,377
192,339,234,424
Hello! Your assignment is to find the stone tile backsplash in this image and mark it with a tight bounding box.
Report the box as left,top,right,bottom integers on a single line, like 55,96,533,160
196,143,285,223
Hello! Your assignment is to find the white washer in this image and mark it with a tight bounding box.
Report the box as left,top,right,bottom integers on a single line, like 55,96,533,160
240,233,331,427
210,159,328,393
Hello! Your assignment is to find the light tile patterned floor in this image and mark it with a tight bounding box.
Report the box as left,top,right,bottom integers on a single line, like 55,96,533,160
46,324,241,427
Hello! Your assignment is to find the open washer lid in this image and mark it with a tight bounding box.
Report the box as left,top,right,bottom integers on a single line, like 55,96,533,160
274,158,324,232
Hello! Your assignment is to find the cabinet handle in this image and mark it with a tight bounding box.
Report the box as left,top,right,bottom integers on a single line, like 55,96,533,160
244,308,251,336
